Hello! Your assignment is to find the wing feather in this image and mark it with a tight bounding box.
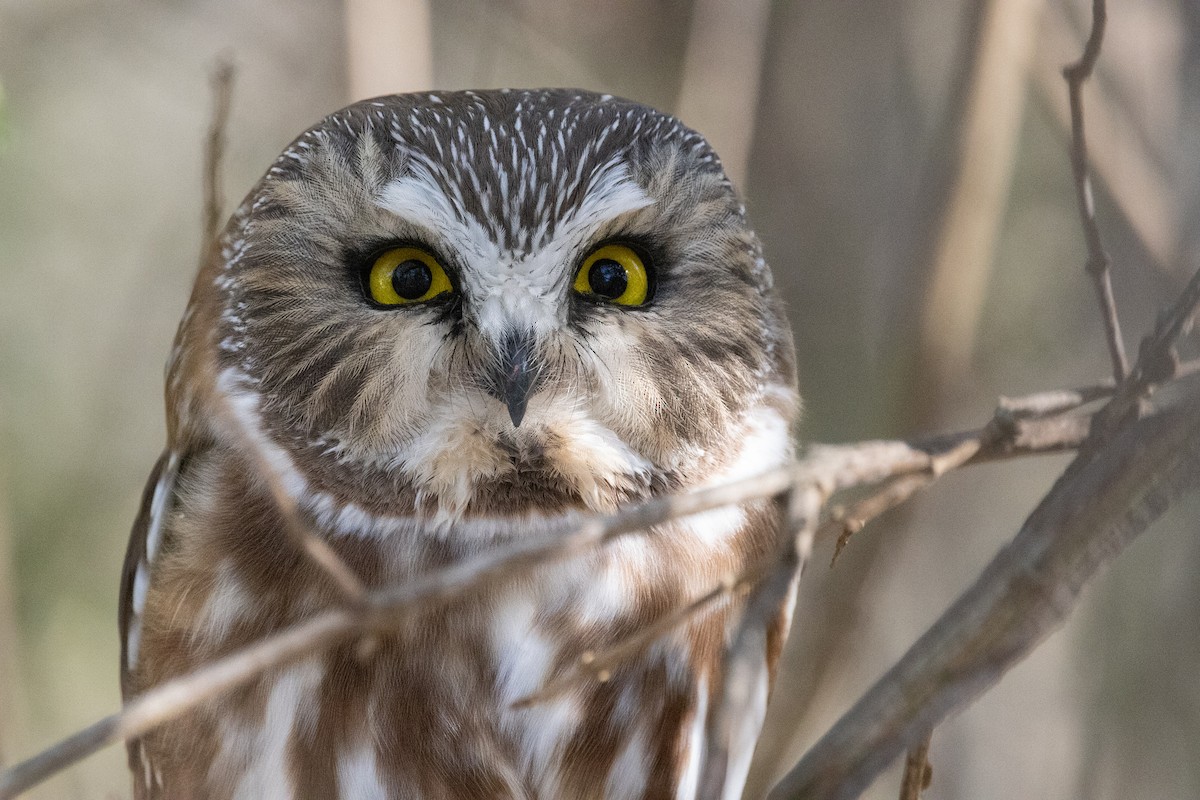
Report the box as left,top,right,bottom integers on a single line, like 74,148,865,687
118,450,180,699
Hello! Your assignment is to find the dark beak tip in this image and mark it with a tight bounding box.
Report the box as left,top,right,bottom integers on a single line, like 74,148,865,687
507,398,528,428
494,328,540,428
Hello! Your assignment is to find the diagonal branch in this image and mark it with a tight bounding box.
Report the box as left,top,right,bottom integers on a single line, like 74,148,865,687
767,391,1200,800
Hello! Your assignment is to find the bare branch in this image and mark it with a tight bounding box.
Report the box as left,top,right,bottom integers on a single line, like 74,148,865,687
1063,0,1129,383
1034,3,1179,277
201,58,234,268
526,381,1110,706
767,392,1200,800
196,58,368,608
829,432,984,564
0,384,1124,798
0,609,354,799
0,464,799,798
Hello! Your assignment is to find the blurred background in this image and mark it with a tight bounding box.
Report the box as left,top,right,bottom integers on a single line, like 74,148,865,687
1,0,1198,797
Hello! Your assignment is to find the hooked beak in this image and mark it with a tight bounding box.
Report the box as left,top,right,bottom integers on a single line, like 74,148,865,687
489,329,542,427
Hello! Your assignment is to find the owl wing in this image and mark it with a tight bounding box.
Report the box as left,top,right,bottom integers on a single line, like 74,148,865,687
118,450,180,700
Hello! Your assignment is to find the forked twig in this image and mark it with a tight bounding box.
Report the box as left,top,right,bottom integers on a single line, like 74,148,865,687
1063,0,1128,383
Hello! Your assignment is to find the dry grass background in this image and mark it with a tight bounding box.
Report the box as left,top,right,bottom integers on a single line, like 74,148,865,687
0,1,1198,798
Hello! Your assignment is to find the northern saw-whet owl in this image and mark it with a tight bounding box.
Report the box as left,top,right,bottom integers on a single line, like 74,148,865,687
119,89,799,800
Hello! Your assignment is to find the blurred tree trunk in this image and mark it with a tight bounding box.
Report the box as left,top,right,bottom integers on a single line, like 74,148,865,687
912,0,1045,398
344,0,433,101
748,0,1045,793
0,465,26,767
675,0,772,189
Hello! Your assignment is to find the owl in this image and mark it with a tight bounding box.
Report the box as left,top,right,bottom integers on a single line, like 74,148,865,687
119,89,799,800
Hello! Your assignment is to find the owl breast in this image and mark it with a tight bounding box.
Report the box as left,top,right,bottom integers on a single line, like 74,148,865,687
126,398,790,800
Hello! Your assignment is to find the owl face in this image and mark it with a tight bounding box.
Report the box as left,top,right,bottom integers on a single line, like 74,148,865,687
199,90,795,522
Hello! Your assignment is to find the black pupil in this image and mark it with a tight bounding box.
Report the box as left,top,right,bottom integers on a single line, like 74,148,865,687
391,259,433,300
588,259,628,299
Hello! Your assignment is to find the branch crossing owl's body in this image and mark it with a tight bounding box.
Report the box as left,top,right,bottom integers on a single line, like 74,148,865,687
120,89,798,800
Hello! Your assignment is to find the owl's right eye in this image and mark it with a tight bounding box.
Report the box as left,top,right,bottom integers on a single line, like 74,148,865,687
366,246,453,306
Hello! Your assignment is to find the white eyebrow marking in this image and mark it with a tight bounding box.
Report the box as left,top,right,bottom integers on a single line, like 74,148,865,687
570,161,656,228
375,161,656,339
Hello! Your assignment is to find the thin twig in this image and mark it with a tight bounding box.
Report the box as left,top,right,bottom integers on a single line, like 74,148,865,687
203,58,366,606
213,397,368,605
828,384,1106,564
514,573,753,709
201,58,234,268
0,610,354,799
828,473,931,566
828,435,983,563
0,465,799,798
996,382,1113,417
899,735,933,800
196,64,367,605
1063,0,1128,383
527,379,1110,704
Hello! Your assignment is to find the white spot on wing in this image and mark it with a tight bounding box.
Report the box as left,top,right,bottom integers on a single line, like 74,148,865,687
721,655,770,800
491,595,553,708
126,451,180,671
337,743,388,800
216,659,324,800
144,451,180,565
193,560,253,646
676,673,708,800
131,563,150,616
605,724,650,798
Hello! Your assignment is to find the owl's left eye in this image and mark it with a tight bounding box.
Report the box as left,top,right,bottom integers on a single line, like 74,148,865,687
573,243,651,307
366,246,453,306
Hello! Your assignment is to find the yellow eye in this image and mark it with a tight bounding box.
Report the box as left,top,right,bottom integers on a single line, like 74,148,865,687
366,246,453,306
572,244,651,307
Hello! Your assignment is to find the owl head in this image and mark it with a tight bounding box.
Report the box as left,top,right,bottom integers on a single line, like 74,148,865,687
176,90,797,524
